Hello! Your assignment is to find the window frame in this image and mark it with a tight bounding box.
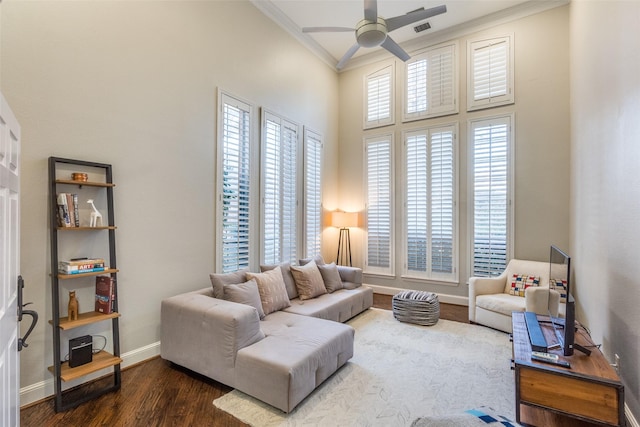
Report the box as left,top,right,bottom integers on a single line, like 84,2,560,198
402,123,459,283
363,133,395,276
403,41,459,122
215,90,258,273
260,109,302,266
468,113,515,278
303,127,324,259
363,64,395,130
467,34,515,111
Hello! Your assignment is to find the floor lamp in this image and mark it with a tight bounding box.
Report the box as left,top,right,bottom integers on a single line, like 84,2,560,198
332,211,358,266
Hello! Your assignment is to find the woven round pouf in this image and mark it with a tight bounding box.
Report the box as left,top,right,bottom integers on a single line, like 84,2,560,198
392,290,440,326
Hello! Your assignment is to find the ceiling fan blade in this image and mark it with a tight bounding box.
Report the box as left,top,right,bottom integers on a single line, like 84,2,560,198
381,36,410,62
364,0,377,22
386,5,447,32
336,43,361,70
302,26,354,33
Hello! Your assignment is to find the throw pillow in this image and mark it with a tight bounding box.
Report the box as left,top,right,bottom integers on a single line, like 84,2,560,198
246,267,291,315
290,260,327,300
222,279,265,319
550,278,568,303
298,254,325,266
317,262,343,293
260,262,298,300
509,274,540,297
209,269,248,299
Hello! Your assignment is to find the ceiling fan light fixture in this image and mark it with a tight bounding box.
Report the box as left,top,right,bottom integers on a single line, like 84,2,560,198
356,18,387,48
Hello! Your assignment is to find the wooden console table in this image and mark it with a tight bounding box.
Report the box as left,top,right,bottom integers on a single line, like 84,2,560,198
511,312,624,426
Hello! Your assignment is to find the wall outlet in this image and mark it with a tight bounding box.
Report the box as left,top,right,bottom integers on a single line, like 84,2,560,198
613,353,620,373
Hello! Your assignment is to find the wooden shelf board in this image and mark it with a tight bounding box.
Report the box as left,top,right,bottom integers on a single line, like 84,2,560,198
49,311,120,330
55,179,115,188
58,269,118,279
57,226,117,231
48,351,122,382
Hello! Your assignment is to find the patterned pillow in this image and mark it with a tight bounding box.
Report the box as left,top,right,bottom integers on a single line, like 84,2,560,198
222,279,265,319
290,260,327,300
246,267,291,315
550,278,568,303
509,274,540,297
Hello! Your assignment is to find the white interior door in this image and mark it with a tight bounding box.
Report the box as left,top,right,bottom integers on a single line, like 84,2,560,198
0,91,21,427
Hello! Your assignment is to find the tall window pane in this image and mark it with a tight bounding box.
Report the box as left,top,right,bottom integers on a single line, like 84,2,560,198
405,125,456,281
365,135,393,274
219,93,253,273
262,111,298,265
304,128,323,258
471,115,512,277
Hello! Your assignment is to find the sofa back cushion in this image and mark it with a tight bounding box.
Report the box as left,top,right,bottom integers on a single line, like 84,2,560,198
247,267,291,315
222,279,265,319
290,260,327,300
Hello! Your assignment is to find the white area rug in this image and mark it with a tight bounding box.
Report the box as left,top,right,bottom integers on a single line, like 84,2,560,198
213,308,515,426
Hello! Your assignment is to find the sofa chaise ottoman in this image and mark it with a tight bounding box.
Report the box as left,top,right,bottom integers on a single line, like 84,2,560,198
161,257,372,412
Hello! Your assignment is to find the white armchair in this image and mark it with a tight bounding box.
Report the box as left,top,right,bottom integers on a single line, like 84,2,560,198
468,259,561,333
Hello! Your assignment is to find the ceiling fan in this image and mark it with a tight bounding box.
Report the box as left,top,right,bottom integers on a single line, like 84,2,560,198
302,0,447,70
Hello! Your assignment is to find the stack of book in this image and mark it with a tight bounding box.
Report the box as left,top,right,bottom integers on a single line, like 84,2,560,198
58,258,106,275
56,192,80,227
95,276,116,314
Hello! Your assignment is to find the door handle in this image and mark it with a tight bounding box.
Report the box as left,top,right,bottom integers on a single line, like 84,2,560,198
17,275,39,351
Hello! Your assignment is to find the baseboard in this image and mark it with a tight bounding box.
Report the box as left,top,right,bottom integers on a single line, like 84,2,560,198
19,341,161,408
627,403,639,427
366,283,469,306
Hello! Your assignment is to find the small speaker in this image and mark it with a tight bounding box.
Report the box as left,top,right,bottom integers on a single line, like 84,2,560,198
69,335,93,368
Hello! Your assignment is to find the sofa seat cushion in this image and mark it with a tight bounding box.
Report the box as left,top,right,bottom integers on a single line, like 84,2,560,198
476,293,526,317
283,286,373,323
235,311,355,413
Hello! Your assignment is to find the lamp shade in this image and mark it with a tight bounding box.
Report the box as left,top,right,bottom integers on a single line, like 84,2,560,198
332,211,358,228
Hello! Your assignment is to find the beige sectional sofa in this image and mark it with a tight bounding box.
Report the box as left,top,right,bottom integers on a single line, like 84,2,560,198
160,258,372,412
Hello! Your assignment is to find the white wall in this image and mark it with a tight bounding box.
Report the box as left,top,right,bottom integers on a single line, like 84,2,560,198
0,0,339,403
337,5,570,297
570,0,640,420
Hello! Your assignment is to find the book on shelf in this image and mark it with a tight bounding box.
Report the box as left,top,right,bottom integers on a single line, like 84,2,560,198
60,266,106,275
59,258,106,274
95,276,116,314
56,192,80,227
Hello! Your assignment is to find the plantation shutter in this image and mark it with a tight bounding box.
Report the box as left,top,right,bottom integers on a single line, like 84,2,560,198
405,43,456,121
471,116,511,277
220,94,252,273
405,126,456,280
468,36,513,111
304,129,323,258
365,136,393,274
262,112,298,265
365,66,394,128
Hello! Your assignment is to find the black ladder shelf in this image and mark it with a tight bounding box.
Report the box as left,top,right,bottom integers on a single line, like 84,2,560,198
48,157,121,411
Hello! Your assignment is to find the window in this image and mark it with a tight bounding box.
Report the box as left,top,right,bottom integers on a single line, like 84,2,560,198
470,115,513,277
304,128,323,258
404,43,458,121
364,134,394,275
261,111,300,265
404,124,457,281
467,35,514,111
364,65,394,129
216,92,254,273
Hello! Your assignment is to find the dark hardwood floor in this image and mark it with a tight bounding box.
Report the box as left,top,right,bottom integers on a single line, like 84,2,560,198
21,296,468,427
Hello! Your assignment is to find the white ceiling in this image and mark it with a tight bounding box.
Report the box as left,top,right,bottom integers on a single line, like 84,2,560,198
252,0,567,70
